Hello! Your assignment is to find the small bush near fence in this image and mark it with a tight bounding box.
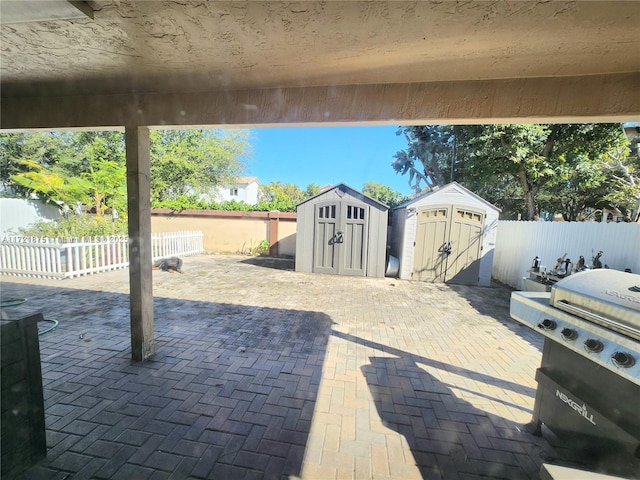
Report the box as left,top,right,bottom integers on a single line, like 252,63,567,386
17,215,128,238
0,231,203,280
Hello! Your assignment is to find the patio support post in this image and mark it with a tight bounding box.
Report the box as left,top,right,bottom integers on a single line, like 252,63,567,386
125,126,154,361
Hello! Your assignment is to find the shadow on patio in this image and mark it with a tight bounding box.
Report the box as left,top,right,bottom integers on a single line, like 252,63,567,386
361,354,550,480
2,282,333,479
447,283,545,354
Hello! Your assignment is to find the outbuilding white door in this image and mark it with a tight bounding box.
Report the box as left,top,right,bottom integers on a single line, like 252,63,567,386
413,204,484,284
313,201,368,276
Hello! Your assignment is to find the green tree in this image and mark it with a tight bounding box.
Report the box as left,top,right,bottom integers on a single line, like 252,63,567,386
392,126,457,192
362,182,406,207
10,158,90,207
463,124,628,220
150,129,249,204
72,132,127,216
393,123,631,220
83,159,126,217
305,183,321,198
600,142,640,221
5,131,128,215
258,181,306,211
72,131,125,163
1,132,76,196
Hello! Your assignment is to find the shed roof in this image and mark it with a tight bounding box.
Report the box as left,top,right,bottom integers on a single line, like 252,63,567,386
395,182,501,212
297,183,388,210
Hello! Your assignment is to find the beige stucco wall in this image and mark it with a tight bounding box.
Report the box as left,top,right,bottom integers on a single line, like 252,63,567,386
151,210,297,256
276,218,297,258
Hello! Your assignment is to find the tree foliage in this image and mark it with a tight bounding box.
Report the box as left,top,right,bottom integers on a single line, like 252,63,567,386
17,215,128,238
83,159,126,217
151,180,323,213
392,123,635,220
2,129,251,220
9,158,90,207
1,132,77,197
600,138,640,221
305,183,321,198
392,126,453,191
362,182,406,208
2,131,126,212
258,181,307,211
150,129,248,202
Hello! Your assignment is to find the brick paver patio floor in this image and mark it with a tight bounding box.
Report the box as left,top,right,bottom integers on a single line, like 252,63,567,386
1,254,558,479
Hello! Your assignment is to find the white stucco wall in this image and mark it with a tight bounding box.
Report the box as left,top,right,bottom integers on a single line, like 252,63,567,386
0,198,61,236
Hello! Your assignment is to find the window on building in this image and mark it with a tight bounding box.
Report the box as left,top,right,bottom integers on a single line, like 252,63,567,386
230,188,238,196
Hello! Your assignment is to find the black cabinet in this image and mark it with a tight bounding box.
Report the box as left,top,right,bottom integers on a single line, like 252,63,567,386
1,312,47,478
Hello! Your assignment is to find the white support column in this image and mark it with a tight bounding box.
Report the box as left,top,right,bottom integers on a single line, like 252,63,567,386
125,126,154,361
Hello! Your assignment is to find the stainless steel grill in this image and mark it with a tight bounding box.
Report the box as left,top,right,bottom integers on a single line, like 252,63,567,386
551,269,640,341
512,270,640,385
510,269,640,477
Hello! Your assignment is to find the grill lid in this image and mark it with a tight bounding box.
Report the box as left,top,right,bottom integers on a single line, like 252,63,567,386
550,270,640,340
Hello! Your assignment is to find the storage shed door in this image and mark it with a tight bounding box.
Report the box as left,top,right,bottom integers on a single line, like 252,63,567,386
313,201,368,276
340,204,368,277
413,204,485,284
413,205,449,282
314,202,339,274
445,207,484,285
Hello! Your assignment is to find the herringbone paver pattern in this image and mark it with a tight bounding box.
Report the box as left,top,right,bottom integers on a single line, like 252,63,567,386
1,255,554,479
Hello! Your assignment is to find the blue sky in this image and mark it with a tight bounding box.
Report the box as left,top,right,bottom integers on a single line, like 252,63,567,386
244,125,414,195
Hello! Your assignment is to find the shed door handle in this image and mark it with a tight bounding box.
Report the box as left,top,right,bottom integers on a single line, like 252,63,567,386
329,231,344,245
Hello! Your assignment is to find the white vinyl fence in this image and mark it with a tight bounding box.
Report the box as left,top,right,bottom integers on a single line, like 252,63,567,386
492,221,640,289
0,231,203,279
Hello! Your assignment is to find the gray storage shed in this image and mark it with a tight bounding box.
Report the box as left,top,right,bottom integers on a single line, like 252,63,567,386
389,182,500,286
295,184,388,277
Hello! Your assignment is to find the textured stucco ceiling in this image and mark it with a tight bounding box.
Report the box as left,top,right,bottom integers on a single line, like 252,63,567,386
2,1,639,98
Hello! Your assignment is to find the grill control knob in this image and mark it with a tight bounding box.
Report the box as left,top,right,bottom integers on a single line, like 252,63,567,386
612,352,636,368
584,339,604,353
561,328,578,341
537,319,557,331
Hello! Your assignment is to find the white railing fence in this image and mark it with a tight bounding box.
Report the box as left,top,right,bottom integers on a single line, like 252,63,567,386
492,221,640,289
1,231,204,279
151,230,203,260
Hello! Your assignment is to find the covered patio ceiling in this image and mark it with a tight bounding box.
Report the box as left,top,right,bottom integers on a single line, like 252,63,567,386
1,0,639,128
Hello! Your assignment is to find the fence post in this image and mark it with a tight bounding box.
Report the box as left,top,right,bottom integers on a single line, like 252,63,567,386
268,211,279,257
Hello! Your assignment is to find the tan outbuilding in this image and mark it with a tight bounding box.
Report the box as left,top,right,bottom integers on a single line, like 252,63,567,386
389,183,501,286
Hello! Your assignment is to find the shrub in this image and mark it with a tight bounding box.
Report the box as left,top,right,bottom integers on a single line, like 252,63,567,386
250,239,270,256
152,195,209,211
17,215,128,239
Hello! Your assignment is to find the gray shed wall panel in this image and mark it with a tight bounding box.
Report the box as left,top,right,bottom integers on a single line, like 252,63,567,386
365,204,389,278
295,198,320,273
